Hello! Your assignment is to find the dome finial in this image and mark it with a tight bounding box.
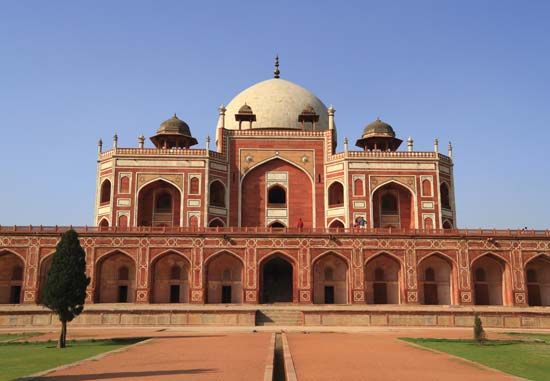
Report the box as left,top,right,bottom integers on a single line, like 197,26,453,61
273,54,280,78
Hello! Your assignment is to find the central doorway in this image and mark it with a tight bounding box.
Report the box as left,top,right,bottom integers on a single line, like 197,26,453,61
261,256,293,303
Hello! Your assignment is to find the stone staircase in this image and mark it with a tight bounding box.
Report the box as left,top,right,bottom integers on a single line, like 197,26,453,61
256,309,303,326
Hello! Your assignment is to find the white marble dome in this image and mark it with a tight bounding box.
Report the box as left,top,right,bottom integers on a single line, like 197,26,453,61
224,78,329,130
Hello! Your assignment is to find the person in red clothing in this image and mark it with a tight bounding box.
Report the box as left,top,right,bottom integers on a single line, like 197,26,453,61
296,218,304,229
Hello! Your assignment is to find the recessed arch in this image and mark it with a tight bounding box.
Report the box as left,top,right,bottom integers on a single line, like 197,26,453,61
328,218,345,229
364,251,404,267
94,250,137,303
209,180,226,208
205,250,244,303
371,180,417,229
0,250,25,304
267,184,287,207
417,252,455,305
312,252,349,304
471,253,508,305
240,157,315,228
100,179,112,204
268,220,287,228
137,178,182,227
98,218,110,229
150,250,191,303
524,253,550,306
208,217,225,228
240,156,314,185
328,181,344,208
364,252,402,304
440,181,451,210
260,252,296,303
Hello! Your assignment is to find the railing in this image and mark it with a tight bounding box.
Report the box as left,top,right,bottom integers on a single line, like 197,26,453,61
1,225,548,237
328,151,452,162
98,148,226,160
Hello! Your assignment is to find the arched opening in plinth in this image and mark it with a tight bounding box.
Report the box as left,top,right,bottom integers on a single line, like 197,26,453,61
95,251,136,303
205,252,243,304
0,251,24,304
137,179,181,227
260,254,294,303
472,254,506,306
525,255,550,306
151,252,190,303
38,255,53,303
365,253,401,304
418,254,453,305
313,253,348,304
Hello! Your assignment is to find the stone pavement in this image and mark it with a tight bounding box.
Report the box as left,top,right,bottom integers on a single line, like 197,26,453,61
20,327,527,380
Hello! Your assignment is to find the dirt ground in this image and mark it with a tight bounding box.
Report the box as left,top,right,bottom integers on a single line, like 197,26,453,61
287,330,519,381
7,327,530,380
40,333,272,381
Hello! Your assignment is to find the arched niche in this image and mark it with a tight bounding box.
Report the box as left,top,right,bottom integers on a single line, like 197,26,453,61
372,182,415,229
260,254,295,303
137,179,181,227
525,255,550,306
241,158,313,228
328,182,344,207
313,253,348,304
0,251,24,304
472,254,507,306
365,253,401,304
151,252,190,303
418,254,453,305
95,251,136,303
205,252,243,304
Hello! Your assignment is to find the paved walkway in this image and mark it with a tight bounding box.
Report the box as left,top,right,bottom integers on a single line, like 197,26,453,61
287,331,518,381
27,328,524,380
41,333,271,381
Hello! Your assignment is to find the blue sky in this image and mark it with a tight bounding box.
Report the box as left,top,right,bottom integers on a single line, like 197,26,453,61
0,1,548,228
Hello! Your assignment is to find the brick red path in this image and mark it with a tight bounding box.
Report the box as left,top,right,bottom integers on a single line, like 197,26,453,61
31,328,522,380
287,331,518,381
43,333,271,381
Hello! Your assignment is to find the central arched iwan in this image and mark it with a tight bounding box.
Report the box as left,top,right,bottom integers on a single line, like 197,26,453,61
241,158,312,227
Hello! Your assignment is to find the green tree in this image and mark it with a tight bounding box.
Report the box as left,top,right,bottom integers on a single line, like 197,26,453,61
41,229,90,348
473,313,486,344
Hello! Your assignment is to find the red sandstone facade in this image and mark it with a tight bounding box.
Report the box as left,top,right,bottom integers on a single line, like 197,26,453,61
1,70,549,309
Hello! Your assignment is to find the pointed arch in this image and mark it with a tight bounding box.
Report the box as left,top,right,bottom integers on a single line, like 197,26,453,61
100,179,112,204
268,220,287,228
440,181,451,210
0,250,25,304
94,250,137,303
239,157,315,228
328,181,344,207
364,251,402,304
417,252,455,305
150,250,191,303
260,252,296,303
471,252,509,305
136,178,183,227
370,180,418,229
240,156,314,185
524,253,550,306
208,217,225,228
209,180,226,208
328,218,345,229
205,250,244,303
312,251,349,304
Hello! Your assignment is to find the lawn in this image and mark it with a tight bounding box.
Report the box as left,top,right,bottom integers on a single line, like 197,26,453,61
0,338,144,381
401,337,550,381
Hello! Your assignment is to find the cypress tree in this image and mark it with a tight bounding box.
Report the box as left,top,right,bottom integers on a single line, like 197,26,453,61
41,229,90,348
473,313,486,344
